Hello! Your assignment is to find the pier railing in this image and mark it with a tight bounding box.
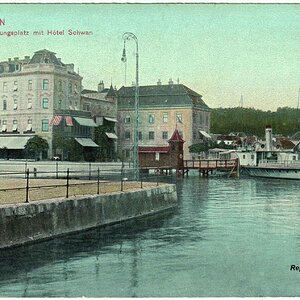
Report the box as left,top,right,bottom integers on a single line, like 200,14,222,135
0,163,174,205
183,159,238,170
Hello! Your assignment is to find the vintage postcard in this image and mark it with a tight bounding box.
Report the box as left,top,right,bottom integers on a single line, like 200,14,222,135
0,2,299,298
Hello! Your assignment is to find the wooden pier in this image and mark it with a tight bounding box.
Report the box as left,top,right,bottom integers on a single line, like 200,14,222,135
179,158,240,177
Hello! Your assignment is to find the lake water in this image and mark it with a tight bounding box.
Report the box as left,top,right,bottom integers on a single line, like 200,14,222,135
1,174,300,297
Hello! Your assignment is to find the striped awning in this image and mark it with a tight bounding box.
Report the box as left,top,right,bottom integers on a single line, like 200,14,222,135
49,115,62,126
65,116,73,126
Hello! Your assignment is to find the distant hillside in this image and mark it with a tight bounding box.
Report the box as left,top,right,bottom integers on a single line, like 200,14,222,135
210,107,300,138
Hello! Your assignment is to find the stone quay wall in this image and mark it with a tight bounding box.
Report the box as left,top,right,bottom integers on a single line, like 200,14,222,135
0,184,177,249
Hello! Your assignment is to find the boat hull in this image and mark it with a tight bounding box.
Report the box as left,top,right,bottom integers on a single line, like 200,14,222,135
242,166,300,180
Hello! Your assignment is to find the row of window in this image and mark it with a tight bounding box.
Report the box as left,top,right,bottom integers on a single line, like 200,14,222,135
124,130,183,141
2,80,79,93
0,119,49,132
124,112,183,124
2,98,49,110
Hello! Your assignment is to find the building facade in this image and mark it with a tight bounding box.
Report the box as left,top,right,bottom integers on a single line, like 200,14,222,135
81,82,118,161
0,49,98,160
117,81,211,160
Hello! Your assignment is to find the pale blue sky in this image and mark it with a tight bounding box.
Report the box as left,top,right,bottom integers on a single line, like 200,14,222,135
0,3,300,111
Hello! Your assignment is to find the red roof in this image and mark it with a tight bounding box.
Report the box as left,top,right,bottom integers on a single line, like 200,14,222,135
138,146,170,153
168,129,185,143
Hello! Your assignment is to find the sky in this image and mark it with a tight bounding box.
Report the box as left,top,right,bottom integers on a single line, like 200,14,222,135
0,3,300,111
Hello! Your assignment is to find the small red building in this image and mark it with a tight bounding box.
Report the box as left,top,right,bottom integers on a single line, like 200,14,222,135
139,129,184,174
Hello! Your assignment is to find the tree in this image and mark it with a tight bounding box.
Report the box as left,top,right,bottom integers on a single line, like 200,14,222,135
25,135,49,160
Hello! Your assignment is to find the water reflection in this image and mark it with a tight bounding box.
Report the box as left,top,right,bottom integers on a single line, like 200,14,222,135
2,176,300,296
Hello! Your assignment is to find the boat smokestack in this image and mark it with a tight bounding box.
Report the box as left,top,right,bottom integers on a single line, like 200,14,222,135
265,125,272,151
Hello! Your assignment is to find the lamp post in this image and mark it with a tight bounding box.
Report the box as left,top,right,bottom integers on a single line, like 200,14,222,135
122,32,139,180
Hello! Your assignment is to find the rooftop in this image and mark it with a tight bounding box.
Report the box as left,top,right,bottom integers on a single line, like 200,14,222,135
117,84,210,110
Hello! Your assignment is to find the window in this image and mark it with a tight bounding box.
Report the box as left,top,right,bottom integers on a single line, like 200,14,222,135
28,80,32,90
163,112,168,123
12,120,18,132
26,119,32,132
3,82,7,92
74,84,78,94
42,98,49,109
3,99,7,110
176,112,183,123
83,103,90,111
149,114,155,124
125,131,131,140
124,115,131,123
162,131,168,140
13,98,17,110
58,100,62,109
13,81,18,91
68,82,72,94
58,81,62,91
27,98,32,109
42,119,49,132
42,79,49,90
1,120,7,132
149,131,155,140
138,131,142,141
125,149,130,159
155,152,160,161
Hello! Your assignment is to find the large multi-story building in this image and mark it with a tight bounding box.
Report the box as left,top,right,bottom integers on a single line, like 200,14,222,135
81,82,118,161
0,49,98,160
117,80,211,160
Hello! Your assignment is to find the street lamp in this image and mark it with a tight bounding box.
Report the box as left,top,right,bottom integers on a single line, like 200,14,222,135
122,32,139,180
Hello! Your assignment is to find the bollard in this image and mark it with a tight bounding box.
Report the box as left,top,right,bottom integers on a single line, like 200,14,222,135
56,161,58,179
25,169,29,203
66,168,70,198
156,170,159,186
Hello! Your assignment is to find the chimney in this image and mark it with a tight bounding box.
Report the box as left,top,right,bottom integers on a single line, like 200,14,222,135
265,125,272,151
168,78,173,85
98,80,104,92
8,58,11,62
14,57,19,61
157,79,161,85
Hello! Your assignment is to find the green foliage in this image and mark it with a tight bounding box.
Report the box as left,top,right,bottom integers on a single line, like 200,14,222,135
25,135,49,160
211,107,300,137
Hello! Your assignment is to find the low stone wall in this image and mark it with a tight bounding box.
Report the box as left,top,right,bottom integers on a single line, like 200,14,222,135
0,184,177,249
